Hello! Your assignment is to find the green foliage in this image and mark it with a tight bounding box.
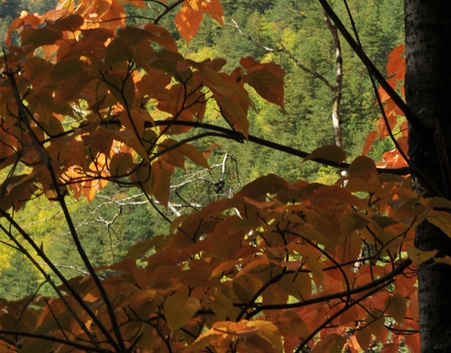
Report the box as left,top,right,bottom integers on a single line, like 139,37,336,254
0,252,40,300
184,0,404,184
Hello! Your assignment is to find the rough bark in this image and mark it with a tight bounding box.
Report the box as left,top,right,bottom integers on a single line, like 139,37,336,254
404,1,451,352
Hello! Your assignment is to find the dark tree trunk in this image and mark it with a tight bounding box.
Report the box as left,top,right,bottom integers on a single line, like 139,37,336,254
405,1,451,352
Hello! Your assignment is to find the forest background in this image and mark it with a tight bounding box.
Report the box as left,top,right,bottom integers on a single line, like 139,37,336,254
0,0,404,300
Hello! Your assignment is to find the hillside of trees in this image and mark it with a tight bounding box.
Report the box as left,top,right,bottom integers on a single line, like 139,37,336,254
0,1,405,300
0,0,434,352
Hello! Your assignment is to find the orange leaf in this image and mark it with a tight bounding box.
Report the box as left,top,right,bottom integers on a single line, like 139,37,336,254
386,45,405,81
125,239,154,260
346,334,362,353
377,114,397,140
199,67,251,136
151,158,175,207
201,0,224,25
46,14,84,32
362,130,379,156
174,6,203,45
404,332,420,353
311,333,346,353
128,0,147,8
235,174,289,201
241,57,285,109
302,145,346,165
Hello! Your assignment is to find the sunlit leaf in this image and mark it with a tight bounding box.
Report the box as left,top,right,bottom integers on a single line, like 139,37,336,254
201,0,224,25
175,6,203,45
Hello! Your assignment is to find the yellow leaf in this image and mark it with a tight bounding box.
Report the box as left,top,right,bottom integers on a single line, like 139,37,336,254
435,256,451,266
246,320,283,352
406,245,437,265
164,292,200,332
427,211,451,238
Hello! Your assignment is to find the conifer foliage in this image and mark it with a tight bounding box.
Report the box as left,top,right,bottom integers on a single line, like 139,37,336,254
0,0,443,352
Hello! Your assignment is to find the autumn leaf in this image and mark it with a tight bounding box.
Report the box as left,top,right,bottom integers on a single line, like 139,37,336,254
386,293,407,325
164,292,201,332
427,210,451,238
175,6,203,45
151,158,175,207
302,144,346,165
241,56,285,109
406,245,437,265
109,152,134,177
21,27,62,48
311,333,346,353
201,0,224,25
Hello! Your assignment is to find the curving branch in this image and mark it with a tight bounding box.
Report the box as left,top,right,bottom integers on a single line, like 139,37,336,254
147,120,412,175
